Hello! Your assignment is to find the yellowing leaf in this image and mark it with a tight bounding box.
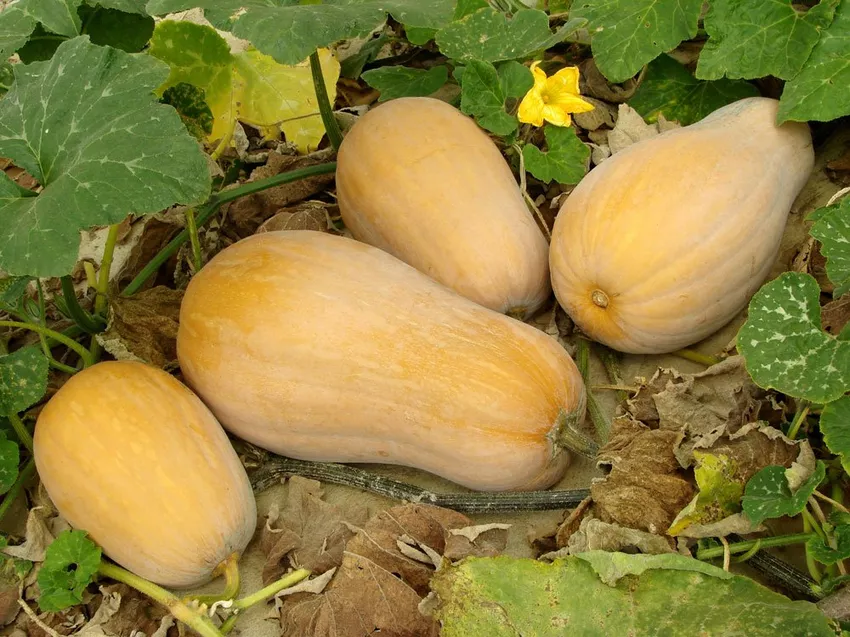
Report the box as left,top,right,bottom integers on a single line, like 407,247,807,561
233,47,340,153
149,20,340,154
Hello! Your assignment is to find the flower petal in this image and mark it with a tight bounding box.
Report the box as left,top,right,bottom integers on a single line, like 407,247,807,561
518,90,546,126
529,61,548,89
548,66,581,94
551,93,595,114
542,105,571,127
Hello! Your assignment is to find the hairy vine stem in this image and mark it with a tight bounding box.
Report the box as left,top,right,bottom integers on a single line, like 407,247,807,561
251,456,591,513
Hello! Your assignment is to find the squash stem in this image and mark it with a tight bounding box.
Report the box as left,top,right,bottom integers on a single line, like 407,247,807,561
59,276,104,334
185,552,242,606
7,413,33,454
231,568,310,611
97,561,225,637
0,458,35,525
671,348,722,367
310,50,343,150
0,320,94,368
121,162,337,297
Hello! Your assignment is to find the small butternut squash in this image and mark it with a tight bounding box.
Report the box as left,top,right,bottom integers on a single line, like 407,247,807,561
177,230,585,492
336,96,550,318
33,361,257,589
549,97,814,354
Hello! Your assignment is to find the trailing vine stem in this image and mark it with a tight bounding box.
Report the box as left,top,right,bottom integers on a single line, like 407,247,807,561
59,276,103,334
309,50,343,150
696,532,816,560
575,337,610,442
7,413,33,454
0,458,35,525
185,207,203,273
97,561,225,637
251,456,591,513
121,162,337,297
0,320,94,367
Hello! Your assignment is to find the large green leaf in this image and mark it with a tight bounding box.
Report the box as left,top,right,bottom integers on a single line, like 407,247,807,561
738,272,850,403
778,0,850,123
810,195,850,297
821,396,850,476
0,37,211,277
362,65,449,102
629,54,759,125
570,0,702,83
696,0,838,81
0,6,38,58
0,346,48,416
430,553,837,635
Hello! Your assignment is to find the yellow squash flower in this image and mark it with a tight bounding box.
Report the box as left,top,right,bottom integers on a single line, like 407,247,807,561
518,61,594,127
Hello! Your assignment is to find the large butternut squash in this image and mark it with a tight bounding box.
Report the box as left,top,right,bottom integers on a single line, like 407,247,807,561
33,361,257,588
549,97,814,354
176,230,585,492
336,96,550,318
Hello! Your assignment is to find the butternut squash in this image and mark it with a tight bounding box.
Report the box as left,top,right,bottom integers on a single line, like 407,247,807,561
176,230,585,492
33,361,257,589
336,96,550,318
549,97,814,354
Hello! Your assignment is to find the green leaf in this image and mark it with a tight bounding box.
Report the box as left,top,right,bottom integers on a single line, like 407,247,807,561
0,6,37,58
696,0,839,82
430,554,837,636
436,7,581,63
457,59,517,135
0,62,14,96
82,5,155,52
161,83,214,140
37,530,101,612
404,0,488,44
522,125,589,184
497,60,533,98
0,432,19,495
92,0,148,13
146,0,454,66
26,0,83,38
339,34,389,79
0,277,31,307
361,65,449,102
738,272,850,403
0,37,211,277
808,524,850,565
821,396,850,476
810,197,850,297
0,347,48,415
404,26,436,45
571,0,702,84
667,452,745,535
742,460,826,526
629,54,759,126
778,0,850,123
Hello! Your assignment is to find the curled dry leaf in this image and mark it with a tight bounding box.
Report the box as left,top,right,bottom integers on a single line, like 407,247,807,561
823,294,850,336
278,503,482,637
95,287,183,370
579,59,640,103
2,507,55,562
444,524,510,560
222,150,336,239
592,417,695,534
260,476,367,585
573,97,616,131
565,517,676,555
256,201,334,234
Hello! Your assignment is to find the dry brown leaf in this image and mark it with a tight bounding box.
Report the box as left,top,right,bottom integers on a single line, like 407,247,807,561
278,503,470,637
443,523,510,560
573,97,615,131
0,585,19,626
580,59,640,103
3,508,55,562
96,287,183,369
592,417,695,534
256,201,332,234
564,517,676,555
87,584,171,637
554,495,593,549
260,477,367,585
823,294,850,336
222,151,335,239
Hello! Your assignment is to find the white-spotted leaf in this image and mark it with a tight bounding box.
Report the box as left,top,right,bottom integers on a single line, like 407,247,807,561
0,347,48,416
810,196,850,297
738,272,850,403
0,432,19,495
821,396,850,476
571,0,702,84
0,36,211,277
742,461,825,527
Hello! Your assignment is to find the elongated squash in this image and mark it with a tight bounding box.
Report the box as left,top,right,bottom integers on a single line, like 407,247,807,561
33,361,257,589
550,97,814,354
177,230,585,492
336,96,550,318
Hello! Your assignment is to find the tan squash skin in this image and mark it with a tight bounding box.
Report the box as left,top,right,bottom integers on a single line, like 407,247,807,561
177,231,585,492
550,97,814,354
336,96,551,318
33,361,257,589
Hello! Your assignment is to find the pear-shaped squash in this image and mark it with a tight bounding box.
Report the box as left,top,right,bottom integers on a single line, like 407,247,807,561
336,96,550,318
549,97,814,354
33,361,257,588
177,230,585,492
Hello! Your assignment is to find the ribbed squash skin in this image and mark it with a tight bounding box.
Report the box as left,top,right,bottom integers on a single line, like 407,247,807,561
177,230,585,492
336,96,550,318
33,361,257,588
550,97,814,354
